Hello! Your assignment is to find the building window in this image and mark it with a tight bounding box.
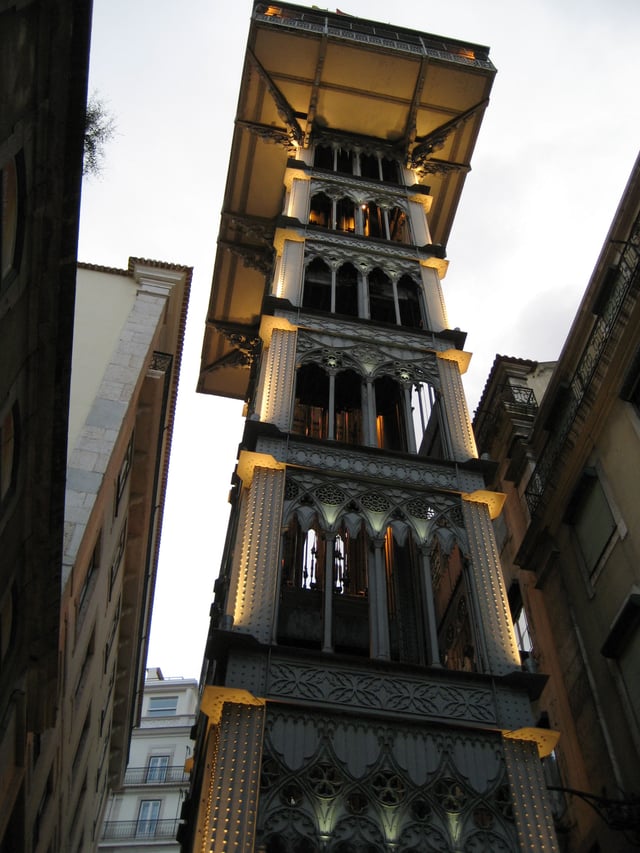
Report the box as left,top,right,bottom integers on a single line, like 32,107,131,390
278,516,369,655
74,629,95,701
136,800,161,837
147,695,178,717
110,519,127,595
103,596,121,673
292,363,363,446
77,534,101,628
313,143,401,184
115,434,134,516
620,347,640,416
566,470,619,580
146,755,170,783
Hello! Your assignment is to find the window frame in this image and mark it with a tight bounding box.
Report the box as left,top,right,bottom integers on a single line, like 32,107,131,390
146,695,179,718
566,466,626,586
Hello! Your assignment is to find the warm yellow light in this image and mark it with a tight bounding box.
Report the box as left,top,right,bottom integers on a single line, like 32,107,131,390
265,5,282,16
462,489,506,520
503,727,561,759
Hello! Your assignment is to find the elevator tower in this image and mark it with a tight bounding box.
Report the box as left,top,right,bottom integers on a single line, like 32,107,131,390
185,4,560,851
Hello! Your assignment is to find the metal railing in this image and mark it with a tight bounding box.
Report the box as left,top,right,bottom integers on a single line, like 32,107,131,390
525,212,640,516
123,765,189,785
475,383,538,452
101,818,181,840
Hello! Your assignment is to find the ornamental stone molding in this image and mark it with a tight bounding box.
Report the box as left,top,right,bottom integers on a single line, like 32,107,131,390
267,659,497,725
296,332,441,385
289,319,453,359
303,233,425,281
309,174,410,212
280,468,466,546
255,706,520,852
254,435,487,496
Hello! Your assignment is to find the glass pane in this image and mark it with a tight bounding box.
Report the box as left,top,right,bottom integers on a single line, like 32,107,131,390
574,477,616,574
147,755,170,782
137,800,160,837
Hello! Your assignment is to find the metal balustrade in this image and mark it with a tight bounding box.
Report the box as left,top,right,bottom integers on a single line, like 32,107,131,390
101,818,180,840
123,765,189,785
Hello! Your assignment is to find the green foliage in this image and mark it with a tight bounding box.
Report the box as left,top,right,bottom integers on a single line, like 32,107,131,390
83,92,116,176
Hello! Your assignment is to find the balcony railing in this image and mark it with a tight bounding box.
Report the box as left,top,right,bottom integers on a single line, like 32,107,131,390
474,383,538,452
525,210,640,516
123,765,189,785
102,819,181,840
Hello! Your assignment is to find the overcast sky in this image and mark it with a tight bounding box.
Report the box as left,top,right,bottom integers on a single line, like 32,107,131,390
78,0,640,679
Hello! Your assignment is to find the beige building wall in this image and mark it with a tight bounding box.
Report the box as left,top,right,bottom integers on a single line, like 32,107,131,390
24,259,190,853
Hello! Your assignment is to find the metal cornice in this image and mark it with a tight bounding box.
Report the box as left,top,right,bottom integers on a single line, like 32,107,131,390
409,98,489,168
247,46,304,146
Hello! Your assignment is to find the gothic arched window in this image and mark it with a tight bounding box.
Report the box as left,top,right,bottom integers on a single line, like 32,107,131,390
335,197,356,233
309,192,332,228
334,369,362,445
374,376,409,452
430,537,478,672
292,363,363,446
292,363,330,440
335,263,359,317
385,527,426,665
368,268,395,324
303,257,332,312
278,515,369,656
314,144,334,170
387,206,410,244
396,274,423,328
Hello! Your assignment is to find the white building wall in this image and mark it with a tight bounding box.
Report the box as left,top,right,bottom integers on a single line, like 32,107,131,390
68,269,137,457
98,671,197,852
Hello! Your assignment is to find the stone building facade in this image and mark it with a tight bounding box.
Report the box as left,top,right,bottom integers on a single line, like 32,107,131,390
474,154,640,851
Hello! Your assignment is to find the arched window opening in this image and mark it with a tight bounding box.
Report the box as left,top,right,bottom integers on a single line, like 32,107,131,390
334,370,362,445
381,156,400,183
362,202,385,239
388,206,410,244
413,384,447,459
309,192,332,228
385,528,426,665
360,152,380,180
336,147,354,174
281,517,324,591
293,363,330,440
368,268,395,324
335,263,358,317
431,538,477,671
279,515,370,656
396,275,422,328
374,376,409,452
314,144,334,170
303,257,332,312
335,197,356,233
278,516,325,649
333,523,369,656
